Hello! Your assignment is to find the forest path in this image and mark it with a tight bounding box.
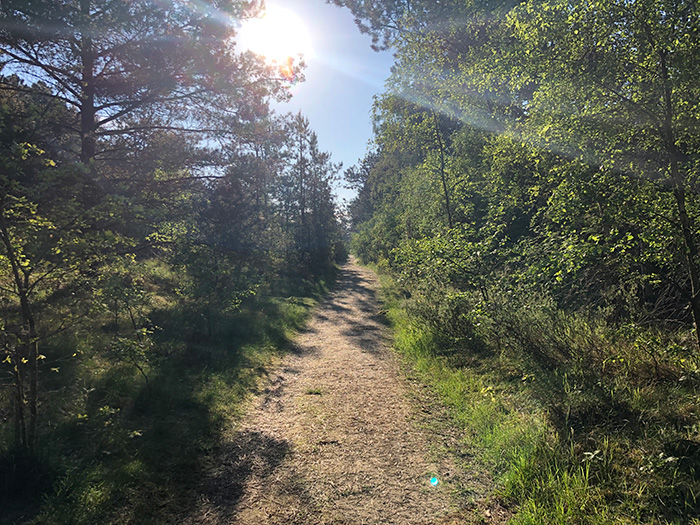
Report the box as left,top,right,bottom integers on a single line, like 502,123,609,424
184,258,470,524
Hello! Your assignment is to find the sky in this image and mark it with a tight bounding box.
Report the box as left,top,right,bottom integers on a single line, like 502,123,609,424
251,0,395,203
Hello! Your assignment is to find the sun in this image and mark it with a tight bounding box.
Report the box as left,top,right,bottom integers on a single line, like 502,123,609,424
238,6,313,66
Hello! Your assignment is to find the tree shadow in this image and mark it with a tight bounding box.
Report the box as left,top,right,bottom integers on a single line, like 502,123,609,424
188,430,292,521
342,317,390,356
2,273,330,524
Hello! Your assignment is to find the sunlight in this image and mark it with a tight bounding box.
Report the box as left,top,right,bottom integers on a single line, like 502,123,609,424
238,5,313,74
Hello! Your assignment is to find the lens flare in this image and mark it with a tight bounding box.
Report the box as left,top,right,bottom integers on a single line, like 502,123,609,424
237,6,313,66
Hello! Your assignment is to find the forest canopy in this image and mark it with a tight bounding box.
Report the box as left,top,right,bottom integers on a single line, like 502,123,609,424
342,0,700,337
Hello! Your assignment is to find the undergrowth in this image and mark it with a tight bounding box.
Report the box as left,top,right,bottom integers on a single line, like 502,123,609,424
375,267,700,524
0,263,334,524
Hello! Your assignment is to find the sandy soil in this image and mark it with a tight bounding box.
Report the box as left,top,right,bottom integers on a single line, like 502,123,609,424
183,259,483,524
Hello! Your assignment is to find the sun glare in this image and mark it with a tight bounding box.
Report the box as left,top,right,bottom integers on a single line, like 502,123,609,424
238,6,313,66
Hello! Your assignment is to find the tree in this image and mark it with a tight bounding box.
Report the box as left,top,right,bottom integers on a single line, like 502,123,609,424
0,0,284,164
508,0,700,345
340,0,700,345
0,85,130,453
344,151,380,229
274,113,342,272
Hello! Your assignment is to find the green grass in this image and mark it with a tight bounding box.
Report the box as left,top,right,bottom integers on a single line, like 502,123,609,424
0,268,334,525
373,268,700,524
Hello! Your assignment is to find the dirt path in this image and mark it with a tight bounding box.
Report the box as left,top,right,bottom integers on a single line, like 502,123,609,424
185,259,468,524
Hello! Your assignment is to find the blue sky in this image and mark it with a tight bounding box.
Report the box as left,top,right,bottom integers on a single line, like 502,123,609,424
265,0,395,202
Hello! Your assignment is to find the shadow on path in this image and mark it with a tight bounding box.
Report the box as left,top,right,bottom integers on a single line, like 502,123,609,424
182,431,292,523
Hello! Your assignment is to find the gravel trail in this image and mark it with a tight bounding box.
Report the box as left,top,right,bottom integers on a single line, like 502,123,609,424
185,259,467,524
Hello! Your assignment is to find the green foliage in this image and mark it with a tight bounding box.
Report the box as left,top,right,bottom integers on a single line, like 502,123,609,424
344,0,700,329
0,18,345,519
0,0,285,162
340,0,700,520
378,270,700,522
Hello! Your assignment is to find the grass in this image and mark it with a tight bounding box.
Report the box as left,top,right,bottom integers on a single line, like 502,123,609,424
0,265,335,524
304,387,324,395
373,267,700,524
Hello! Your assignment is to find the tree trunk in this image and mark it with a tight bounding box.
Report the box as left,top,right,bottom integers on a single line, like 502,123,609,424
299,135,306,228
432,111,453,229
12,356,27,450
23,295,38,454
659,49,700,350
670,165,700,350
80,0,96,163
0,200,37,453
